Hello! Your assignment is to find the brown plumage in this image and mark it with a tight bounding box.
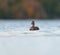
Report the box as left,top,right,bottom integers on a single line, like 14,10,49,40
30,21,39,31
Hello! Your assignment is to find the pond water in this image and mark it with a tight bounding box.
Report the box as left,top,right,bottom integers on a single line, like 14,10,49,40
0,20,60,55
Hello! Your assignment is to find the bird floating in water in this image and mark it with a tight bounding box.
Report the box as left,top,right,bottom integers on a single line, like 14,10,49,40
30,21,39,31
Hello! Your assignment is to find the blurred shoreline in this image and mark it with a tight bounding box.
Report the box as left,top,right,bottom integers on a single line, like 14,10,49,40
0,0,60,19
0,18,60,21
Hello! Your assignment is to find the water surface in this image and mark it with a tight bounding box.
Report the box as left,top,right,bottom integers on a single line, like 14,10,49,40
0,20,60,55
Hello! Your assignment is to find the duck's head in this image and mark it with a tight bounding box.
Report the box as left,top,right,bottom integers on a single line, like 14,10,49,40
31,21,35,26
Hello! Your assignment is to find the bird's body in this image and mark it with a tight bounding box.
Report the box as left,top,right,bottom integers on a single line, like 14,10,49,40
30,21,39,31
30,26,39,30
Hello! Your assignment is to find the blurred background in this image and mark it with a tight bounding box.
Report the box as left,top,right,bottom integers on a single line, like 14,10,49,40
0,0,60,19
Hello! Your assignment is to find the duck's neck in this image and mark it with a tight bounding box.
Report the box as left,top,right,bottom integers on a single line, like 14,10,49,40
32,24,35,27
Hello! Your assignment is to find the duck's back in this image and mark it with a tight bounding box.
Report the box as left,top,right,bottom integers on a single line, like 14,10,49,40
30,26,39,31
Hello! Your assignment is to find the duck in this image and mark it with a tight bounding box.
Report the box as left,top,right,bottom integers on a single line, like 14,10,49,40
30,21,39,31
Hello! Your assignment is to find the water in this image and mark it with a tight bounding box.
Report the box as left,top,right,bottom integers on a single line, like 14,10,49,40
0,20,60,55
